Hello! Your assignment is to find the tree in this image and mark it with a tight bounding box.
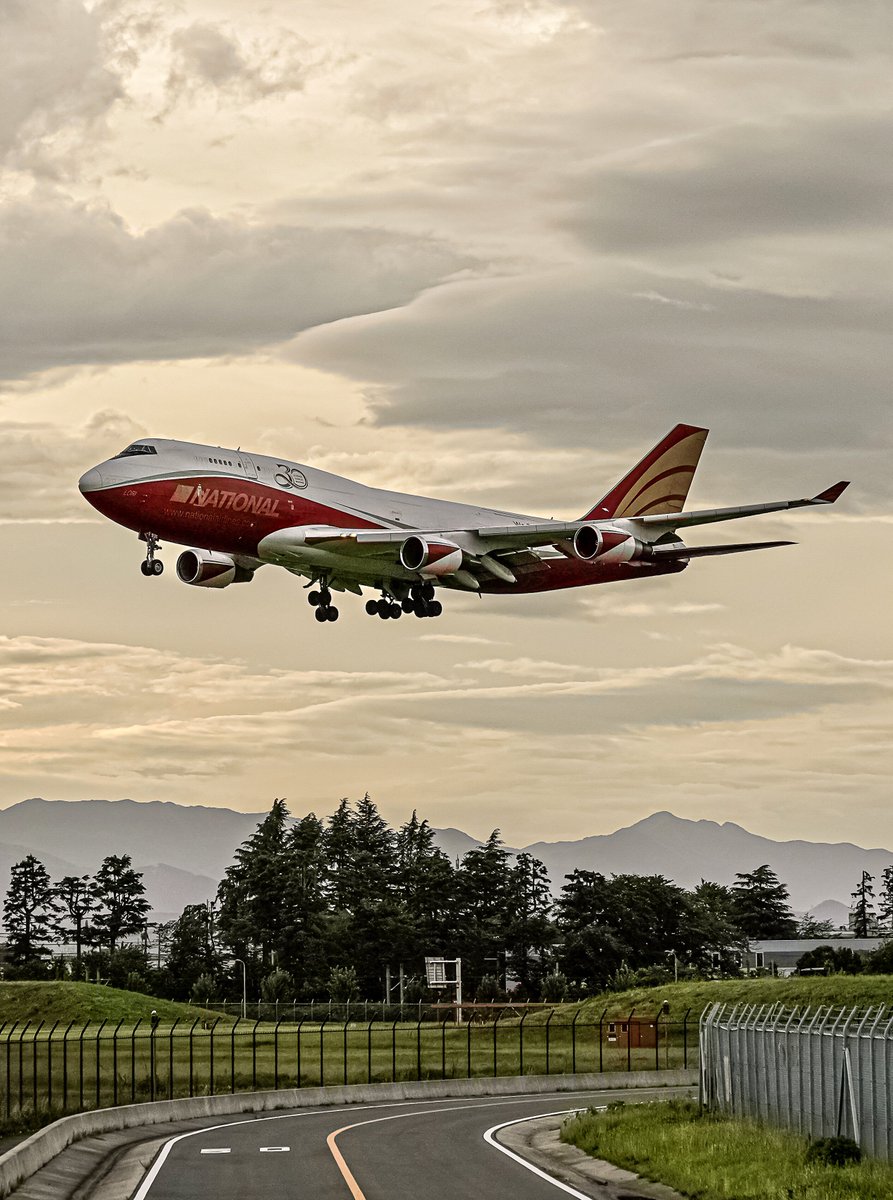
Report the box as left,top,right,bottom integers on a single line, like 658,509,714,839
504,853,553,995
166,905,220,998
686,881,747,974
797,912,836,939
850,871,875,938
796,945,863,975
3,856,56,967
864,940,893,974
731,865,796,939
455,831,513,993
876,866,893,932
54,875,95,968
92,854,150,952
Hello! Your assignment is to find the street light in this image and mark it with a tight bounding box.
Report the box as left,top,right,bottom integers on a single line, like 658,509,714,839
234,958,247,1019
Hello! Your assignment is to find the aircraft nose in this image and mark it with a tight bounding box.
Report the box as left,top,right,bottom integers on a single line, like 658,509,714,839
78,466,104,493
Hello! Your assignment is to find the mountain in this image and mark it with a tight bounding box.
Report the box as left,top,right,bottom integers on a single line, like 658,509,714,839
518,811,893,912
1,800,889,918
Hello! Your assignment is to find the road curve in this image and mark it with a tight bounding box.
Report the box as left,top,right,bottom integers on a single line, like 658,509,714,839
132,1086,691,1200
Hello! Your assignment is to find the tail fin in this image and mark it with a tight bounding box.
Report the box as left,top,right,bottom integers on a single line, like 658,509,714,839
582,423,708,520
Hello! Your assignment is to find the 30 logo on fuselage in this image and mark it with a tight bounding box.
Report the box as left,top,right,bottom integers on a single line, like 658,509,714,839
273,465,308,490
170,484,280,516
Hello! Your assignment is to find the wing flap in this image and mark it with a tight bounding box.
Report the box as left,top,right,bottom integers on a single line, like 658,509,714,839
650,539,794,560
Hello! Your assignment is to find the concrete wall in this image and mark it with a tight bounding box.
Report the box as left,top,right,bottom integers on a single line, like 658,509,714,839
0,1068,697,1198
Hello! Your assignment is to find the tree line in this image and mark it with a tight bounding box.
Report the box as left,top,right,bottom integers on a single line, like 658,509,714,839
3,796,893,1001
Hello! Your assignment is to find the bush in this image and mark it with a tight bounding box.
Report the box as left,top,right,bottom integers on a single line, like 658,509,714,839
804,1136,862,1167
327,965,359,1002
541,971,569,1003
260,967,294,1002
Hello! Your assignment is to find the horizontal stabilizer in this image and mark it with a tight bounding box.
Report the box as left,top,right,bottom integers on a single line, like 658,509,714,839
650,540,795,560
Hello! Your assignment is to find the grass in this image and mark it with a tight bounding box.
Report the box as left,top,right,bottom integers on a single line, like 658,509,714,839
562,1100,893,1199
0,982,225,1027
570,975,893,1020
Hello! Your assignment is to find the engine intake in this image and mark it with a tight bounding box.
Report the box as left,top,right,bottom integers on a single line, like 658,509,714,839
400,535,463,577
177,549,252,588
572,525,645,563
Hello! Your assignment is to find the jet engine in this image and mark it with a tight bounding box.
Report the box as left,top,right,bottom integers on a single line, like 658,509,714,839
176,549,253,588
399,535,464,577
572,525,647,564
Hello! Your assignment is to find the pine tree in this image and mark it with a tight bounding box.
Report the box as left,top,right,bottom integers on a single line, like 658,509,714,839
3,856,57,966
877,865,893,932
166,904,220,997
55,875,95,968
92,854,150,952
731,865,797,939
504,852,553,995
850,871,875,938
455,830,512,993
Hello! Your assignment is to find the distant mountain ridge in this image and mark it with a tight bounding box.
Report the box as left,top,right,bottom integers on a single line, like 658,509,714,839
0,799,889,918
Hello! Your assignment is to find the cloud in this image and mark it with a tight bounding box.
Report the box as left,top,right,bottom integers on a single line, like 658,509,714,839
0,192,471,382
163,21,311,110
0,0,123,177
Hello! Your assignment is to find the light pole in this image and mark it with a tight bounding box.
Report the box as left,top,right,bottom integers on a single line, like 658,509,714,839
234,958,247,1019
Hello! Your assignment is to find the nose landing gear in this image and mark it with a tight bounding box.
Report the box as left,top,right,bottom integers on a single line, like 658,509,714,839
139,533,164,577
307,582,339,623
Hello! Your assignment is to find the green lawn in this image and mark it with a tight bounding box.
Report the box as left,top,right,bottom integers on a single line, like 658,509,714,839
562,1100,893,1199
0,982,223,1027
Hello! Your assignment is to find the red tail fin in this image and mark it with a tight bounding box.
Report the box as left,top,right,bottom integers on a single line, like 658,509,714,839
583,424,709,520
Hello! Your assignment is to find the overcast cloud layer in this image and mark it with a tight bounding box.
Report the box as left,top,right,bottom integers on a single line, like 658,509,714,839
1,0,891,861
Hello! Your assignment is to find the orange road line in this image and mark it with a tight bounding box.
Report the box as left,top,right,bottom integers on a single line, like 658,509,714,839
326,1125,367,1200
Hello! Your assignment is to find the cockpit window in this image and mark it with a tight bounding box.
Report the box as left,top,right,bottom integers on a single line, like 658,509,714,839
116,443,157,457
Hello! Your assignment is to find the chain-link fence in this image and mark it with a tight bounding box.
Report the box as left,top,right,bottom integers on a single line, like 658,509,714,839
700,1003,893,1161
1,1005,696,1123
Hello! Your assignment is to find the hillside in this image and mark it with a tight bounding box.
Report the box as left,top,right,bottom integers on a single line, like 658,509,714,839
0,981,226,1026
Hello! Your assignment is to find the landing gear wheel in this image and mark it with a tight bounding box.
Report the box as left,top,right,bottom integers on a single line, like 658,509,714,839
140,561,151,576
390,603,402,619
326,606,339,622
365,599,378,616
314,607,328,623
421,581,435,602
401,597,414,614
151,560,164,576
428,599,442,617
309,590,321,607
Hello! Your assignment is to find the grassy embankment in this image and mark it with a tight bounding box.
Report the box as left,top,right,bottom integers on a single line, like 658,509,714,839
0,977,890,1132
562,1100,893,1200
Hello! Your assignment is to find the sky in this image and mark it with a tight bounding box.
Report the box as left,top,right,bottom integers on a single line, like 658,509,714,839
1,0,892,851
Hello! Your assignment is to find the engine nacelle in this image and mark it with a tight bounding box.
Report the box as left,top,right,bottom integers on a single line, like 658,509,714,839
572,525,645,564
399,535,464,577
176,549,252,588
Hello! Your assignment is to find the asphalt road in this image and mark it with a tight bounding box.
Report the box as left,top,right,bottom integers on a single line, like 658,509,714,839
131,1086,690,1200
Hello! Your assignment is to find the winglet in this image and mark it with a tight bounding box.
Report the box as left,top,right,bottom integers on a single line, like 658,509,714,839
813,481,850,504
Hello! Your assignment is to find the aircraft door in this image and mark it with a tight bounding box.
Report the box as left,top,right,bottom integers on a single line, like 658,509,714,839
238,453,259,480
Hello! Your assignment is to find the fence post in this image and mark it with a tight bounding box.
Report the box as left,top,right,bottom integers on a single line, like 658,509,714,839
95,1020,107,1109
368,1018,375,1084
251,1019,261,1091
31,1021,45,1115
655,1007,661,1072
130,1020,141,1104
148,1017,156,1104
4,1022,18,1120
519,1010,528,1077
599,1008,606,1073
61,1020,75,1114
230,1018,240,1094
572,1010,580,1074
208,1017,220,1096
467,1012,472,1079
296,1018,305,1088
19,1021,31,1115
188,1018,199,1098
111,1018,124,1107
441,1014,449,1079
274,1019,282,1089
77,1022,87,1111
545,1011,553,1076
344,1019,350,1086
46,1020,60,1114
168,1018,179,1100
417,1015,423,1081
627,1008,635,1072
319,1017,328,1087
391,1018,398,1083
683,1008,691,1070
492,1010,499,1078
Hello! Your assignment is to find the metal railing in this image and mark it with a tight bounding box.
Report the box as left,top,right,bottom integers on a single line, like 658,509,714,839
700,1003,893,1161
0,1005,695,1122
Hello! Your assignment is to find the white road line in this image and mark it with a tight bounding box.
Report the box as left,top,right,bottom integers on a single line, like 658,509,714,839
199,1148,231,1155
131,1090,642,1199
259,1146,290,1152
482,1108,606,1200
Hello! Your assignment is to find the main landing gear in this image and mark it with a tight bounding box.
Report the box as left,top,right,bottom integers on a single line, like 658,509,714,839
307,583,339,623
139,533,164,577
407,581,443,619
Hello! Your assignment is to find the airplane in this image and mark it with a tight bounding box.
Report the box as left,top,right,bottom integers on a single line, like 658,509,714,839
78,423,848,625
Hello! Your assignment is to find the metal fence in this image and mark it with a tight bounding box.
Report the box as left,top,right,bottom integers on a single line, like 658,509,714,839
1,1005,696,1122
700,1003,893,1161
